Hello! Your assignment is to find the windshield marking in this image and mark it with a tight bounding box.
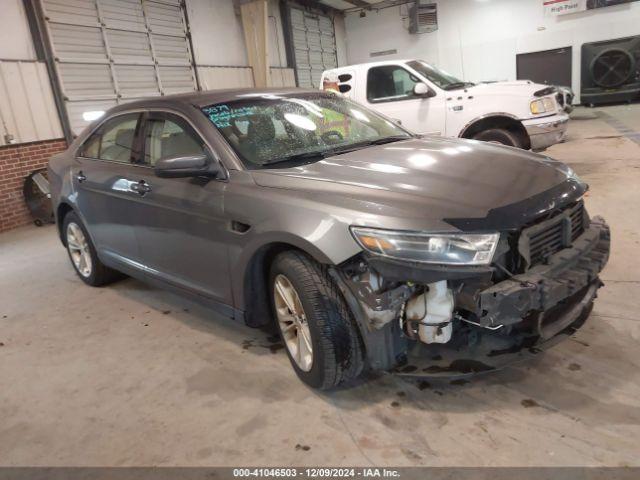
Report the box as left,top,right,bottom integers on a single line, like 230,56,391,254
203,105,258,128
200,93,412,170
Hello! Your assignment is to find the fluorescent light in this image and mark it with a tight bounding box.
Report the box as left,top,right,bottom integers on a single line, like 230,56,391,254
82,110,105,122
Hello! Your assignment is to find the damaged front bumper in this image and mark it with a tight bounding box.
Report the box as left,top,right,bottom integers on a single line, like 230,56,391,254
477,216,609,336
398,274,602,378
523,113,569,151
330,216,610,375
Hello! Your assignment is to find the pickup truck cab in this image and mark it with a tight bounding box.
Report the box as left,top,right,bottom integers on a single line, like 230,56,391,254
321,59,569,151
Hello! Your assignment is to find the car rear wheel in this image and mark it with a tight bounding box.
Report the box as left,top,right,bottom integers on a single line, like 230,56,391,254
63,212,121,287
270,251,364,389
473,128,522,148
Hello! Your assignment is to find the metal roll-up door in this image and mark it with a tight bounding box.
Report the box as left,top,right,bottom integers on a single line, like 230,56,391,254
41,0,197,134
288,6,337,88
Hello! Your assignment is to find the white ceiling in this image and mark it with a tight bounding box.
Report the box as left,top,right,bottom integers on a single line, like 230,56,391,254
318,0,388,11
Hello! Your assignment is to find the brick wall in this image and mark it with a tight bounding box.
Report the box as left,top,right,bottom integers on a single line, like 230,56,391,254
0,138,68,233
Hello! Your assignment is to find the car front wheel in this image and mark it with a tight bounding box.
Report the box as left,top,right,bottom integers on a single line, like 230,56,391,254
473,128,522,148
270,251,364,389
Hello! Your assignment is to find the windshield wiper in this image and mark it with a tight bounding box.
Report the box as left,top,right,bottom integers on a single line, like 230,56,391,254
444,81,474,91
370,135,412,145
330,135,412,156
262,150,329,166
261,136,412,165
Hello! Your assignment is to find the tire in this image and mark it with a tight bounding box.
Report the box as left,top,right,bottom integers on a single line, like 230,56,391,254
473,128,522,148
62,211,121,287
270,251,364,389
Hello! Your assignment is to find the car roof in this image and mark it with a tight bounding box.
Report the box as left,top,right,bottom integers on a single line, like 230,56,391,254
325,59,417,73
108,87,323,113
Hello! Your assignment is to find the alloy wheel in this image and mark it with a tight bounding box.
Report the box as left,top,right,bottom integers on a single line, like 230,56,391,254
66,222,92,278
273,274,313,372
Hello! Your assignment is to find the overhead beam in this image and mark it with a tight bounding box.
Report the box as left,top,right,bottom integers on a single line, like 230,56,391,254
240,0,270,87
318,0,372,9
343,0,372,7
342,0,414,13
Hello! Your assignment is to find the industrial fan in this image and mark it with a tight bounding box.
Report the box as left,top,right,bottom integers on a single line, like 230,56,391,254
581,35,640,106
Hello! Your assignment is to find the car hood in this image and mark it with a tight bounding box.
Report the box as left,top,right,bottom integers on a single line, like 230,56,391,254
250,137,586,231
465,80,546,98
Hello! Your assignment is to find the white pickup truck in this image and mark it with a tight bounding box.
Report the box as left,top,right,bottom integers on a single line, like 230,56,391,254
320,59,569,151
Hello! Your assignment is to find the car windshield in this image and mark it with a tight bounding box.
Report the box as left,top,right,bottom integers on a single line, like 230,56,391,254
406,60,473,90
201,93,413,169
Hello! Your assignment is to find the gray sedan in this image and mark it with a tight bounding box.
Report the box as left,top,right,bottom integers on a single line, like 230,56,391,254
49,88,609,389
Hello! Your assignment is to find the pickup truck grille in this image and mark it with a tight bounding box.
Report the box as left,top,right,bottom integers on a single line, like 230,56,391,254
519,201,587,268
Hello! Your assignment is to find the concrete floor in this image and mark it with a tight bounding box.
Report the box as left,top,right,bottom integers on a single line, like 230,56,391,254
1,104,640,467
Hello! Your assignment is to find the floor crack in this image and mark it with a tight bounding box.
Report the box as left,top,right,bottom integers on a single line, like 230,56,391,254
330,396,376,466
602,279,640,284
591,313,640,322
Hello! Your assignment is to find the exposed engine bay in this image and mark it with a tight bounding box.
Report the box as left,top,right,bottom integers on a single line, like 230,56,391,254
330,202,610,376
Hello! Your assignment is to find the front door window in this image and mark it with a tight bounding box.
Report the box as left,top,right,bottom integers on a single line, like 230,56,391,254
367,66,421,103
143,117,205,166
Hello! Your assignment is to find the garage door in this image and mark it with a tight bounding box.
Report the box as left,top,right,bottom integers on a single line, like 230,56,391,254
41,0,197,134
517,47,572,88
288,6,338,88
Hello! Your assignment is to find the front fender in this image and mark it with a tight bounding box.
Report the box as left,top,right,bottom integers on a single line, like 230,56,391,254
229,227,362,315
223,179,364,312
457,112,521,138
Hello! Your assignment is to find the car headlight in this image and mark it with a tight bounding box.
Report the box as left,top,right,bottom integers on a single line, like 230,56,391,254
530,97,555,115
561,165,581,182
542,157,583,183
350,227,500,265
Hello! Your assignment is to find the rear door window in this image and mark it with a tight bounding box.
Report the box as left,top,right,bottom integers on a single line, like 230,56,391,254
80,113,141,163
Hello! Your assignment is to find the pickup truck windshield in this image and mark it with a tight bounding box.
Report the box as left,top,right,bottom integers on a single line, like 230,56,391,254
201,93,412,169
406,60,473,90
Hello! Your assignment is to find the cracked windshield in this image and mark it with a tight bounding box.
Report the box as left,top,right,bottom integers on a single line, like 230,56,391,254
202,93,412,169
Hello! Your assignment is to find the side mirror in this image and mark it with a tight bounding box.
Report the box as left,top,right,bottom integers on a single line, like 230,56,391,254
154,152,221,178
414,82,435,98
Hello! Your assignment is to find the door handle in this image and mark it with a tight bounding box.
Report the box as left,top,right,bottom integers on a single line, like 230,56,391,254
76,171,87,183
130,180,152,196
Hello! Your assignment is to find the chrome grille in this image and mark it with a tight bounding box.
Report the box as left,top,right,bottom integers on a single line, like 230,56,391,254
520,201,586,268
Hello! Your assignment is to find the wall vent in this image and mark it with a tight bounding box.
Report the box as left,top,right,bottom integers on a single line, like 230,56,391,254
409,2,437,34
370,49,398,58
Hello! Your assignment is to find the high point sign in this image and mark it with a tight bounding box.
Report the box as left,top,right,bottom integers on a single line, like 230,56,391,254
543,0,587,16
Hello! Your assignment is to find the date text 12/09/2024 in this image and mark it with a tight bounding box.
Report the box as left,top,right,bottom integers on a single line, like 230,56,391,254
233,468,401,478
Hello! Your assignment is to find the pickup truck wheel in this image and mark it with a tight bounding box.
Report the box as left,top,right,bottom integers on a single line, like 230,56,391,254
63,212,121,287
473,128,522,148
270,251,364,389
